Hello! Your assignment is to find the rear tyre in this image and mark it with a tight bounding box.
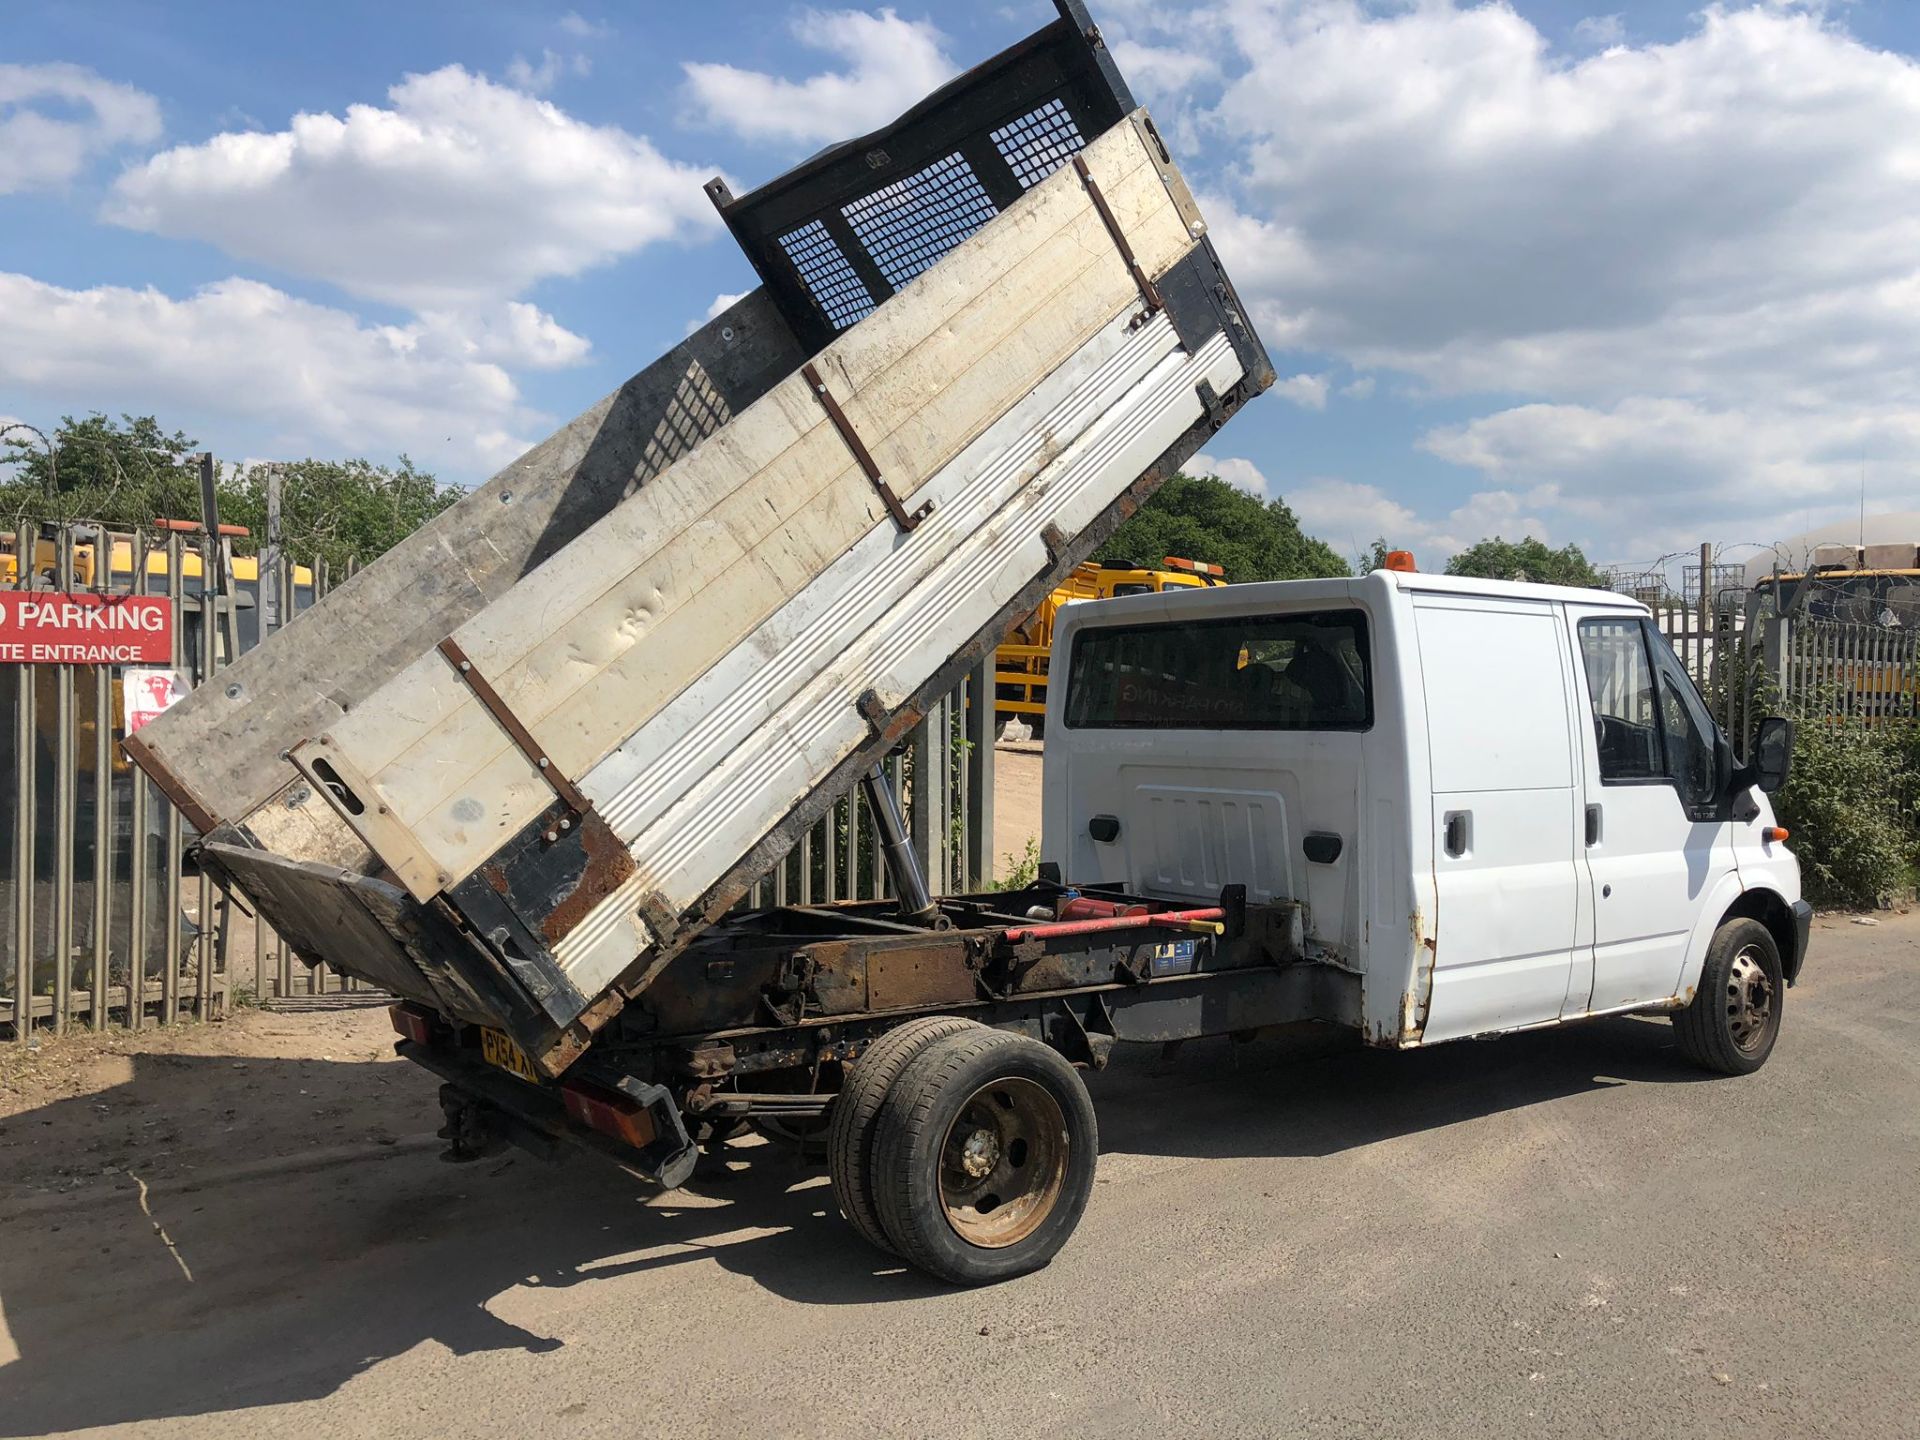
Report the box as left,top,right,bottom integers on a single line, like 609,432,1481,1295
872,1029,1097,1285
1672,917,1783,1075
827,1016,983,1254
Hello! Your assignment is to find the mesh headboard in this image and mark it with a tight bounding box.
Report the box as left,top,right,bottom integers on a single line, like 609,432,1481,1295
707,0,1135,356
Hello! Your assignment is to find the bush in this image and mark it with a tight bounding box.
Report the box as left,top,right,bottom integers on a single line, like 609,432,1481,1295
1772,717,1913,909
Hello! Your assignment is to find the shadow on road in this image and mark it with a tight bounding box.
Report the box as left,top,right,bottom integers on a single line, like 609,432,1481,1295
1091,1010,1712,1160
0,1013,1707,1432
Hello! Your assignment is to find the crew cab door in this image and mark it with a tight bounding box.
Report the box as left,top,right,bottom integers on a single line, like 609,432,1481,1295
1415,595,1586,1043
1567,612,1735,1013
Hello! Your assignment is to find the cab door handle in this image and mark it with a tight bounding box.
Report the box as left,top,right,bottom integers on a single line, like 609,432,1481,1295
1586,803,1602,847
1443,811,1470,858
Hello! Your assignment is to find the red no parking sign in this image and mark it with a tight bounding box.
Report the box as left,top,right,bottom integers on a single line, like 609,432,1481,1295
0,593,174,664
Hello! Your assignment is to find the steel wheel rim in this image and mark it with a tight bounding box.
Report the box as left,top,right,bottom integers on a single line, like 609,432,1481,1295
939,1076,1068,1249
1726,947,1775,1052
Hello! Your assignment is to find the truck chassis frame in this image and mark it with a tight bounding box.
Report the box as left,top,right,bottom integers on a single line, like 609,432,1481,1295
399,875,1361,1193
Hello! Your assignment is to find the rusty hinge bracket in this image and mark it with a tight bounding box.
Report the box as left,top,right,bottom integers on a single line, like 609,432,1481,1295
437,636,589,817
638,890,682,944
801,361,932,533
1073,154,1162,315
1040,521,1070,565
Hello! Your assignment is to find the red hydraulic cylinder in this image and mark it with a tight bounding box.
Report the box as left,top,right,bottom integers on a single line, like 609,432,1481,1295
1000,907,1226,943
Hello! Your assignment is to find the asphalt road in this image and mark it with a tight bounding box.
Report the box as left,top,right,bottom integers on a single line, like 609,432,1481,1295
1,911,1915,1439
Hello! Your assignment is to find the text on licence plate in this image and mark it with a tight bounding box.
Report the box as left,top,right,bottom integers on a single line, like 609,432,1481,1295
480,1028,539,1084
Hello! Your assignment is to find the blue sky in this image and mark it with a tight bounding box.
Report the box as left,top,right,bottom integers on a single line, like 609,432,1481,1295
3,0,1917,576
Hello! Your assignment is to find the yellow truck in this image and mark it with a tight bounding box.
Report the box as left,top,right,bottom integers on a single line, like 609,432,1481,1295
996,555,1226,726
1,525,318,660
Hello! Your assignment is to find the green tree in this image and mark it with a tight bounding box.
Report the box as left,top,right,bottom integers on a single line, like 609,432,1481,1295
0,413,202,520
1444,534,1605,588
1094,472,1348,583
221,457,458,571
1359,537,1394,573
0,413,460,570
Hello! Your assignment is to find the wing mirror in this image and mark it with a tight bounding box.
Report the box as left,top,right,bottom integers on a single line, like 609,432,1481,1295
1746,716,1795,794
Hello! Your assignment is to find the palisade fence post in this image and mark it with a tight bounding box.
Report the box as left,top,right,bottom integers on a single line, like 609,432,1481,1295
161,529,183,1024
51,527,76,1033
10,526,35,1040
909,699,949,896
91,569,112,1030
260,464,282,636
822,796,839,902
968,657,997,889
274,548,294,998
1696,543,1712,652
127,526,150,1029
843,789,861,903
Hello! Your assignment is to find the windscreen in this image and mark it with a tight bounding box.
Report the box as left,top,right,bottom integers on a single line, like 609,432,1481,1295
1063,608,1371,730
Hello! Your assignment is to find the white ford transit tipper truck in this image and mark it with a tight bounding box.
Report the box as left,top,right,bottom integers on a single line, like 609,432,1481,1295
125,4,1806,1286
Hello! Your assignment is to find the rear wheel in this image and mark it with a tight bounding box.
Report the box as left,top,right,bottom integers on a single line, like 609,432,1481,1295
871,1029,1097,1285
1673,917,1783,1075
827,1016,983,1254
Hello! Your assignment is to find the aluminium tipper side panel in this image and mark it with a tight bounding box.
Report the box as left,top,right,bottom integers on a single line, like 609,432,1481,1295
123,291,805,871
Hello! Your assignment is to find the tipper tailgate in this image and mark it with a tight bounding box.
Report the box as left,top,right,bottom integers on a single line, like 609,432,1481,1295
127,6,1275,1076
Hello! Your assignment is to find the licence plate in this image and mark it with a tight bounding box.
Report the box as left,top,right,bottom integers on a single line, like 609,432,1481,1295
480,1028,539,1085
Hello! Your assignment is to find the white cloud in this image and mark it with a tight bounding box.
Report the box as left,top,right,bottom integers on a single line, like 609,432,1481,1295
505,49,590,93
417,301,592,369
1196,1,1920,395
558,11,610,39
1420,396,1920,560
682,8,957,145
106,66,720,310
1273,372,1330,410
687,289,752,336
1189,451,1272,498
1572,14,1626,48
0,272,552,472
1340,375,1375,400
1110,40,1218,95
0,62,161,195
1116,1,1920,559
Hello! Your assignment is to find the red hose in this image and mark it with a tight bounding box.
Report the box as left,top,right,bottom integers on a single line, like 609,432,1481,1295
1000,907,1225,943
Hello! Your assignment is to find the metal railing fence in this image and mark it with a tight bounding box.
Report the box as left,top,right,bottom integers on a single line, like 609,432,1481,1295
2,513,995,1038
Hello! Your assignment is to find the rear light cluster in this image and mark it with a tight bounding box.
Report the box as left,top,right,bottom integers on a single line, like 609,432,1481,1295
562,1081,659,1149
388,1003,437,1046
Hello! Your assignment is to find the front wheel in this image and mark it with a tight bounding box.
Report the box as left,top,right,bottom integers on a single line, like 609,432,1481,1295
871,1029,1097,1285
1672,917,1783,1075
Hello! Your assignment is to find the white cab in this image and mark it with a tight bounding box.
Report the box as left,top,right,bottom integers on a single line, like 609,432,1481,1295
1046,570,1804,1048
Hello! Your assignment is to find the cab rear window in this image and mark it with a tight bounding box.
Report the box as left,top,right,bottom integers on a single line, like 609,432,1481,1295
1063,608,1371,730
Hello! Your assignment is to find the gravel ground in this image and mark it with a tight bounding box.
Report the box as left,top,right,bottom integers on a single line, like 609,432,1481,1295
0,910,1912,1439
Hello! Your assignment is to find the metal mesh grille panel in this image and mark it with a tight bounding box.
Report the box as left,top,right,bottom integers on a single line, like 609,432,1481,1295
776,219,876,331
991,98,1086,190
841,152,1000,291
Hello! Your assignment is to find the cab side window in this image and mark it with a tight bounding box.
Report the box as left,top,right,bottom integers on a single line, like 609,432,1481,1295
1647,625,1718,812
1577,619,1664,781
